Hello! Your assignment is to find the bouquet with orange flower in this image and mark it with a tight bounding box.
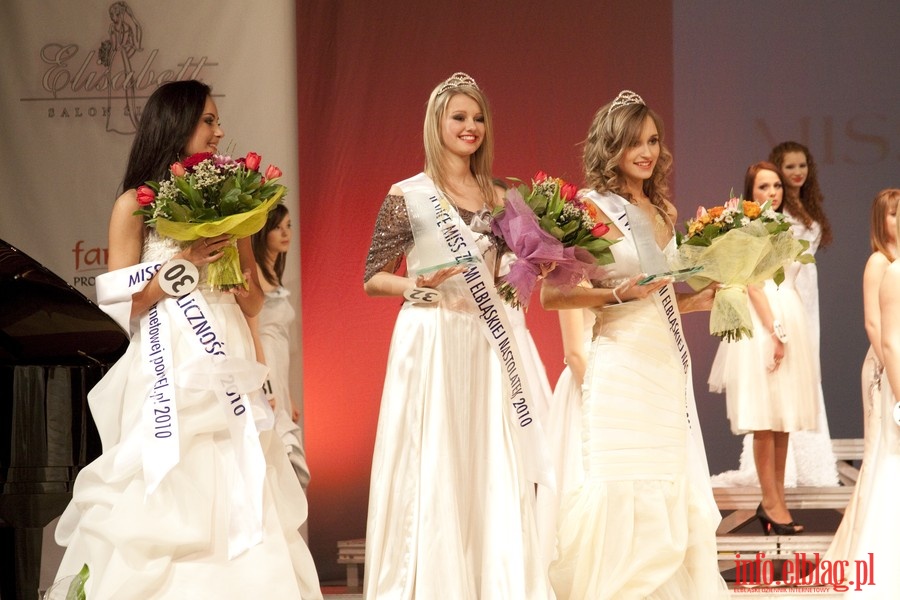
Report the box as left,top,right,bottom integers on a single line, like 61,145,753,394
674,196,813,341
490,171,615,308
134,151,286,291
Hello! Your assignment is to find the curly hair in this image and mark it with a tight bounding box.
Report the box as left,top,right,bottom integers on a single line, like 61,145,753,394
769,141,833,247
870,188,900,260
583,99,673,211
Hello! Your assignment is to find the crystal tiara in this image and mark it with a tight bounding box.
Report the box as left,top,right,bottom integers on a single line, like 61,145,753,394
607,90,645,116
437,72,479,95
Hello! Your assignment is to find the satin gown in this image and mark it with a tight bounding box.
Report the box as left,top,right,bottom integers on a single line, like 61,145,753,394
825,363,900,596
535,309,593,579
549,194,727,599
53,231,322,599
362,191,548,599
824,347,882,562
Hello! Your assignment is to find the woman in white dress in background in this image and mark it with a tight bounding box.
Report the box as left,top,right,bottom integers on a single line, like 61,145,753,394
708,162,819,535
770,141,838,487
249,204,311,491
840,190,900,596
361,72,550,599
824,189,900,566
713,142,838,489
542,90,726,599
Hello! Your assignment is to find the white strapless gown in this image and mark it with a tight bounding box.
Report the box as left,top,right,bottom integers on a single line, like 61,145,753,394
549,196,726,599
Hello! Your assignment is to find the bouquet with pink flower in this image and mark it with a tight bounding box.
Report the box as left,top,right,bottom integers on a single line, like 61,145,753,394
490,171,616,308
674,195,812,341
134,151,286,290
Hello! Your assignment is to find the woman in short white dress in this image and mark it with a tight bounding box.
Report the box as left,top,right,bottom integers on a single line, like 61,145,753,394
709,162,819,535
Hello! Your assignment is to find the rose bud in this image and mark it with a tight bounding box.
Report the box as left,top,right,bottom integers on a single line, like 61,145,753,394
244,152,262,171
170,162,186,177
533,170,549,182
591,222,610,237
560,182,578,201
264,164,283,180
136,185,156,206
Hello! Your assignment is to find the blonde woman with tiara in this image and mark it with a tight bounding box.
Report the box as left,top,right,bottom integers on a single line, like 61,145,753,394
362,73,550,598
541,91,726,599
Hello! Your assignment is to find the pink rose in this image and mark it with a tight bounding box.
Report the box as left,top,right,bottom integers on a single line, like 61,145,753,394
170,162,186,177
696,206,708,220
591,222,610,237
534,170,549,183
136,185,156,206
182,152,212,170
560,182,578,201
245,152,262,171
264,164,283,180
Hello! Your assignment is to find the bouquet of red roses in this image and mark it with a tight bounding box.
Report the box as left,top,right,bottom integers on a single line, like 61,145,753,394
134,151,286,291
490,171,616,309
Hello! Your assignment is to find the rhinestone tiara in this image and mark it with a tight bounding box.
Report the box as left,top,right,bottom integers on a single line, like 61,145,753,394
607,90,645,116
437,72,479,95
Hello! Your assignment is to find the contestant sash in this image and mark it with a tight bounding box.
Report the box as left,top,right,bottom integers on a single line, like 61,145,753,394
96,263,270,559
401,173,554,487
587,191,718,512
97,262,180,496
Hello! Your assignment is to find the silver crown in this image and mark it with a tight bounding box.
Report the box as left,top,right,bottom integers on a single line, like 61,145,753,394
437,72,479,95
607,90,645,116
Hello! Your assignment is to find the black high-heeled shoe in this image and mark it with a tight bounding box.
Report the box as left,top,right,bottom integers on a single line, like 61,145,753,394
756,503,803,536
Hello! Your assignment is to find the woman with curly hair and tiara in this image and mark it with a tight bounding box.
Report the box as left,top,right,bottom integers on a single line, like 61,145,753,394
361,72,550,598
542,91,727,599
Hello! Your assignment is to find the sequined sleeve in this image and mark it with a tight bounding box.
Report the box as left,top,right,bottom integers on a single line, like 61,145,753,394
363,194,413,283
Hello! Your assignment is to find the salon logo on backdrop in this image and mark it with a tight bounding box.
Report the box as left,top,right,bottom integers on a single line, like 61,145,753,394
25,1,219,135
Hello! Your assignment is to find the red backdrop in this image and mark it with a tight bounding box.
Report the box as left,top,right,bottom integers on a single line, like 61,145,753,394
297,0,673,580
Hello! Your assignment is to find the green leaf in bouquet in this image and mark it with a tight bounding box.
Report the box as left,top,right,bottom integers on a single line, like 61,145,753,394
539,216,565,241
526,190,548,215
175,175,205,209
772,266,786,287
167,202,193,222
258,183,285,200
557,218,581,240
581,237,617,264
237,192,258,209
218,190,242,215
219,176,237,196
65,563,90,600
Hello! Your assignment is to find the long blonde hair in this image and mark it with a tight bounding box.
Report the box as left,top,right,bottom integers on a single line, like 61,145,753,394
872,188,900,260
583,99,673,210
423,80,496,208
